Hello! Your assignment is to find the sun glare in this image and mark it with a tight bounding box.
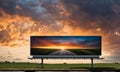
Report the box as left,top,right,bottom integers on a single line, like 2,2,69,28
61,47,65,50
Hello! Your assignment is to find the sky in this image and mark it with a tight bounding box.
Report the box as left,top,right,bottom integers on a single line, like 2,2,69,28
31,36,101,49
0,0,120,63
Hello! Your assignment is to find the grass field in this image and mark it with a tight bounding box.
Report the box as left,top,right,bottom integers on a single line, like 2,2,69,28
0,62,120,70
31,48,101,55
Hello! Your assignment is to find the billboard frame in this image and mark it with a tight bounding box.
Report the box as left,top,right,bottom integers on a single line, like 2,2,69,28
30,36,102,58
29,36,102,69
31,55,100,59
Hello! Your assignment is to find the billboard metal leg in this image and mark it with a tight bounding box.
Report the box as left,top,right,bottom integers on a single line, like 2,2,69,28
91,58,94,69
41,58,44,69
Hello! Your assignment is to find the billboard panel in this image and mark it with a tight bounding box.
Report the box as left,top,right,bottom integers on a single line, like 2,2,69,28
30,36,101,58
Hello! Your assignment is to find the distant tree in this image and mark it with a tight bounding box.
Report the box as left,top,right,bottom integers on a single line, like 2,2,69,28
63,63,67,64
13,61,15,63
114,62,119,64
27,62,30,63
5,61,10,63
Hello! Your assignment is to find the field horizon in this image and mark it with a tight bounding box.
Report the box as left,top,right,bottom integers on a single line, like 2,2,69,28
31,48,101,55
0,62,120,71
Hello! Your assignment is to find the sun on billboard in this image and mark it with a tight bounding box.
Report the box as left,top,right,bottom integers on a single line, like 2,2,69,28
30,36,101,58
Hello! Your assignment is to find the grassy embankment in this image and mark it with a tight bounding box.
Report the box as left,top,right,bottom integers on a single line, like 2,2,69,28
0,62,120,69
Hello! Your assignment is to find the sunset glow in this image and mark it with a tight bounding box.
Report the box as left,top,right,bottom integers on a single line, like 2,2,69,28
61,47,65,50
0,0,120,62
31,36,101,55
31,36,101,49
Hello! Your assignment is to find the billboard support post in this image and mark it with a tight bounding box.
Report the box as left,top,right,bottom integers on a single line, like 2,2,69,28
91,58,93,69
41,58,44,69
30,36,101,69
29,57,99,69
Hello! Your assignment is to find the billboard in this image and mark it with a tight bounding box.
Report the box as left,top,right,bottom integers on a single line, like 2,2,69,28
30,36,101,58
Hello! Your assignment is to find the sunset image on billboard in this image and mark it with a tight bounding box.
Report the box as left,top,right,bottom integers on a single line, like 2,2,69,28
31,36,101,56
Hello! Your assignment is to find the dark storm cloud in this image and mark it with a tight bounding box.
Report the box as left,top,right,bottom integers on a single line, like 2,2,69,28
0,0,120,55
0,0,17,14
77,41,101,48
0,0,42,18
60,0,120,32
62,0,114,16
58,0,120,55
0,0,60,27
76,38,101,48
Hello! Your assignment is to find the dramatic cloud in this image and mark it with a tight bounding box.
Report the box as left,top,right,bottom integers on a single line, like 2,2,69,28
0,0,120,62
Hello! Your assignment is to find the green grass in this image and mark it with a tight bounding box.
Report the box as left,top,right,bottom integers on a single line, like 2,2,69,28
0,62,120,70
68,48,101,55
31,48,59,55
0,62,40,68
31,48,101,55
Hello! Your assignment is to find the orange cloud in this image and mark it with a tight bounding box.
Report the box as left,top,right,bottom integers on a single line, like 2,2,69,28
0,0,120,57
0,10,37,47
